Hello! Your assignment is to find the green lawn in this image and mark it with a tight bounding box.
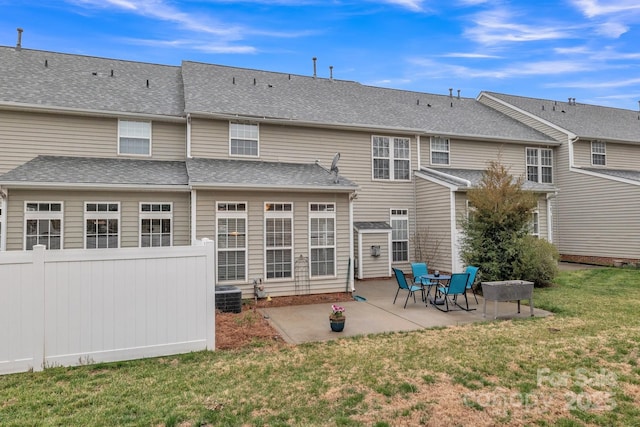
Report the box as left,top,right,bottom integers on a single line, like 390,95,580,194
1,268,639,426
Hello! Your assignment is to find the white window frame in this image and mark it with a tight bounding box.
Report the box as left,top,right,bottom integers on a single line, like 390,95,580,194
84,202,120,249
264,202,294,280
24,201,64,250
391,209,409,262
139,202,173,247
526,147,553,184
229,122,259,157
591,141,606,166
118,119,152,157
217,202,248,283
430,136,450,165
309,203,336,278
530,209,540,238
371,136,411,181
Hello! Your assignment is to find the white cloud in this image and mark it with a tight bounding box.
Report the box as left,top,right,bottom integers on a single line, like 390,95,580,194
594,21,628,37
547,77,640,89
570,0,640,18
378,0,426,12
441,52,502,58
123,37,257,54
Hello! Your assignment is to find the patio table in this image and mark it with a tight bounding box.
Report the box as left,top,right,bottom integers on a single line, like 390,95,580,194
420,274,451,306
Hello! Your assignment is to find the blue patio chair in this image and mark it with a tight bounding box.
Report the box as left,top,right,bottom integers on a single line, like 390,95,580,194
392,267,425,309
434,272,475,312
411,262,435,302
464,265,480,304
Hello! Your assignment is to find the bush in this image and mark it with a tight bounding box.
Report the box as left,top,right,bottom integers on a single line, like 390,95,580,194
513,235,559,287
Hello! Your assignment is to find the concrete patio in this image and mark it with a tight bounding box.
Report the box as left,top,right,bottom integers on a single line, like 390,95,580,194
260,278,553,344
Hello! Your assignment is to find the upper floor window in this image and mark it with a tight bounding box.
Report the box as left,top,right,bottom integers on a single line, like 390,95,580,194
230,122,259,157
391,209,409,262
526,148,553,184
85,202,120,249
372,136,410,181
430,136,450,165
591,141,606,166
24,202,63,250
118,120,151,156
140,203,172,247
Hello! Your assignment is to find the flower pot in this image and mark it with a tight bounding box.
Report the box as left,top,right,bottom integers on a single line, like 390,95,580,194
329,316,346,332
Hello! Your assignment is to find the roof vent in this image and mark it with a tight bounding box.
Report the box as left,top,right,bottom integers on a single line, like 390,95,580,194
44,59,48,68
312,57,317,79
329,65,333,81
146,79,149,88
449,88,453,97
16,28,23,51
457,89,461,99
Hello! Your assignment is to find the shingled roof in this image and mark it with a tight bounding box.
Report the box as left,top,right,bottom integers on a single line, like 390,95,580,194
419,167,558,192
181,61,555,144
0,46,184,117
483,92,640,144
186,157,357,191
0,156,189,188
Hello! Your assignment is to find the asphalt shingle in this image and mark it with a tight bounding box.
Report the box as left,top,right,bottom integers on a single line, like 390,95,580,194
421,167,557,192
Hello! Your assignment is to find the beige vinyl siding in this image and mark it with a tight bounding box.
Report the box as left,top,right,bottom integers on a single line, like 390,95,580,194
5,189,190,250
573,140,640,170
414,176,453,272
190,120,418,261
0,111,185,174
194,189,351,297
555,170,640,259
359,233,390,279
478,96,568,141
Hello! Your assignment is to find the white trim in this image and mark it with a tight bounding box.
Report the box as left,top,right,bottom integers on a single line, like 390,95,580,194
84,201,121,249
414,170,462,190
229,122,260,158
0,194,6,251
590,140,607,166
371,135,412,182
0,182,190,191
118,119,152,157
24,201,64,250
416,134,421,171
390,208,410,263
525,147,554,184
263,202,294,282
429,136,450,166
308,202,337,278
546,192,556,242
186,113,192,159
419,167,471,187
190,190,197,244
449,190,459,273
348,196,355,289
569,167,640,186
139,202,173,247
216,201,248,283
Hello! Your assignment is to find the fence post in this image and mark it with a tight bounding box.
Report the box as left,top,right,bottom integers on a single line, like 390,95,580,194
202,239,216,350
32,245,46,372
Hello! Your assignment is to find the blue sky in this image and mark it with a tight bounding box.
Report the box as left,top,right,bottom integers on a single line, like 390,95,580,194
2,0,640,110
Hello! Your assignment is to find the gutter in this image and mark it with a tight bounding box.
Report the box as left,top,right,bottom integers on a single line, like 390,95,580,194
419,167,471,187
0,182,191,191
189,182,358,193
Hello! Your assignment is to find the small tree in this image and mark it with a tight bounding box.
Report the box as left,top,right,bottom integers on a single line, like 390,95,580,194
460,160,538,282
412,226,443,267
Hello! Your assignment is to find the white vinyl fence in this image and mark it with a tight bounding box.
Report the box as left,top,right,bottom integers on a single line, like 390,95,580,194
0,241,215,375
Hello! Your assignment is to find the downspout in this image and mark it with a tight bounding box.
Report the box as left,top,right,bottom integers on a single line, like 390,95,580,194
546,191,557,243
449,189,458,273
190,189,197,244
416,134,421,171
348,192,355,291
0,187,6,251
186,113,192,159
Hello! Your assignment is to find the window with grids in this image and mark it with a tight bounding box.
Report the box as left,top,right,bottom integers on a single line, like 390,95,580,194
530,210,540,237
265,203,293,279
118,120,151,156
85,202,120,249
309,203,335,277
430,136,450,165
526,148,553,183
230,122,259,157
391,209,409,262
140,203,172,247
24,202,63,250
217,202,247,282
372,136,410,180
591,141,606,166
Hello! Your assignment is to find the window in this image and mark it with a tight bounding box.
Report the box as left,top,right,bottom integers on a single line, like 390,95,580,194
217,202,247,282
118,120,151,156
526,148,553,183
309,203,336,277
391,209,409,262
530,210,539,238
265,203,293,279
24,202,63,250
372,136,410,180
430,136,450,165
230,122,259,157
85,202,120,249
140,203,172,247
591,141,606,166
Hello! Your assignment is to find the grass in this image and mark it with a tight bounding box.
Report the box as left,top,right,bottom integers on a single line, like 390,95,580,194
1,268,640,426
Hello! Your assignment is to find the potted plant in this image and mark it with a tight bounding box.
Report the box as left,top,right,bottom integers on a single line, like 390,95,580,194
329,304,346,332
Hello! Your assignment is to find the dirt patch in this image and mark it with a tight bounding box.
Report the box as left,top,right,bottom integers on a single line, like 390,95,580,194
215,292,354,350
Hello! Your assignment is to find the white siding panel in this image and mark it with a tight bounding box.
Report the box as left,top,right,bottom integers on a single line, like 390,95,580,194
414,176,453,272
